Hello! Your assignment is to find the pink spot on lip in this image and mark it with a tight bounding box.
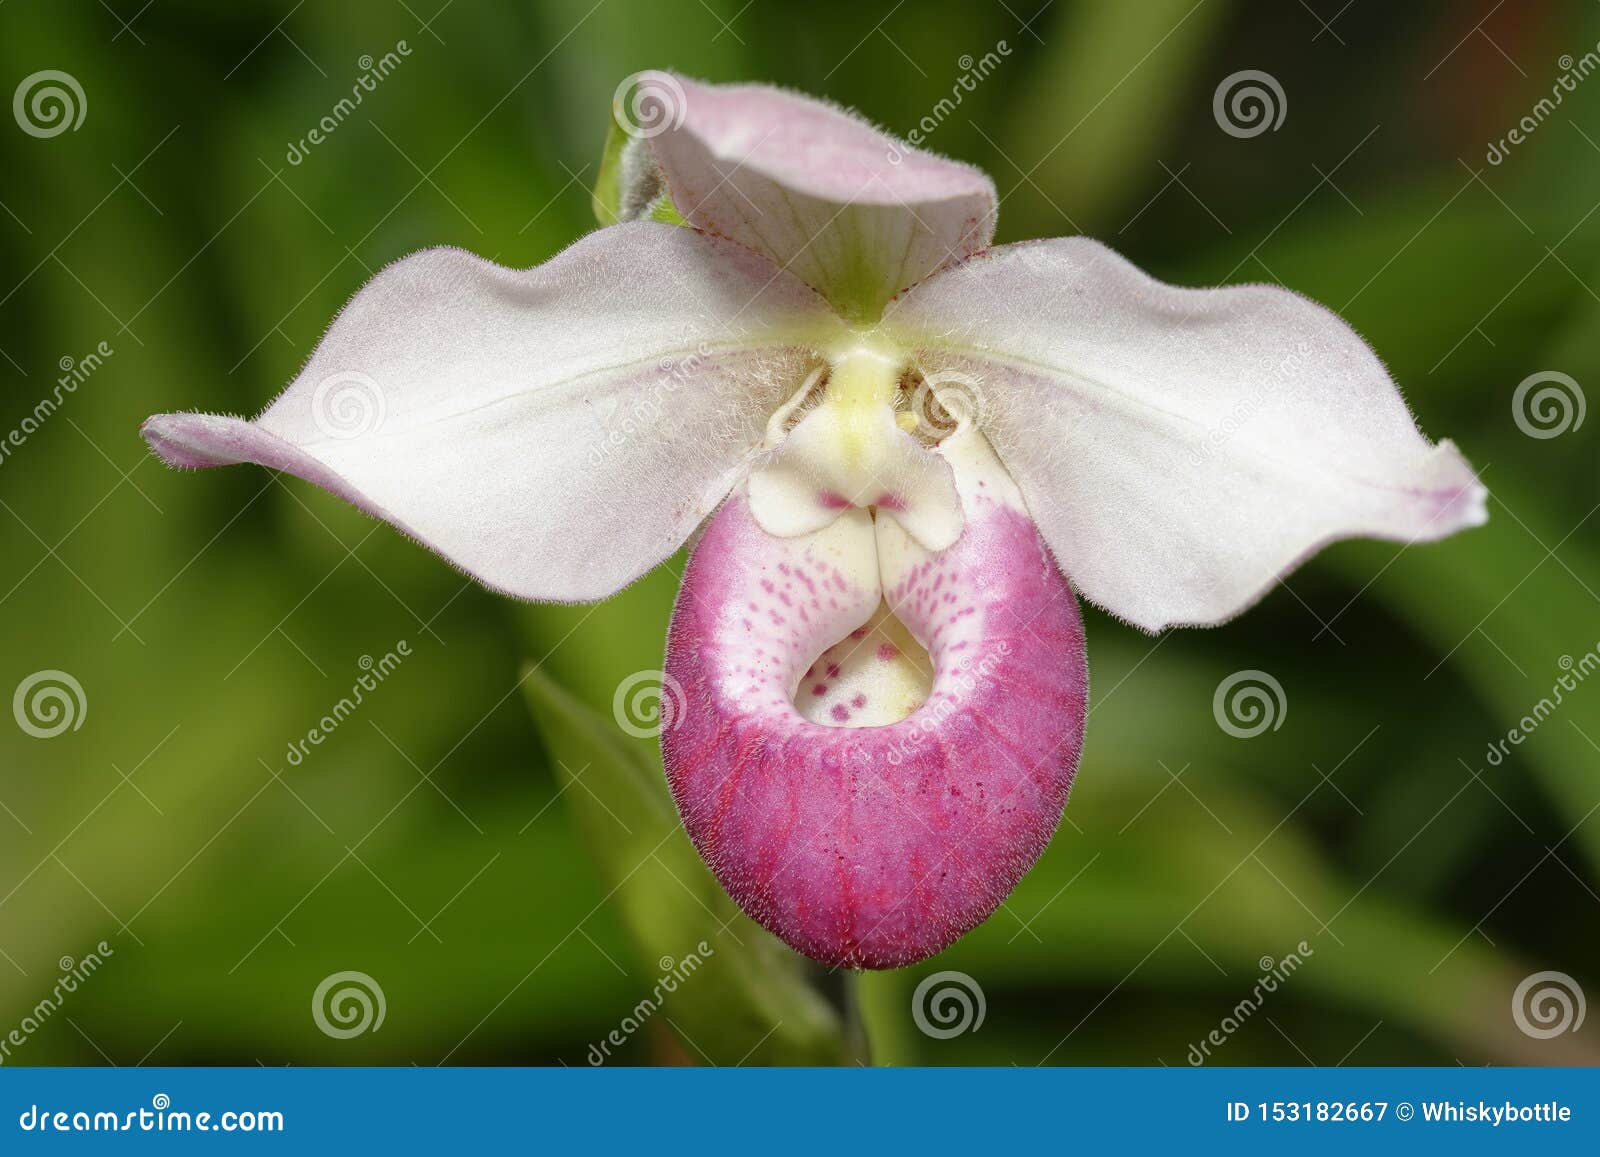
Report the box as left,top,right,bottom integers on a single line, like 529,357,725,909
817,490,851,510
811,683,829,696
875,493,906,511
830,704,851,722
876,643,899,661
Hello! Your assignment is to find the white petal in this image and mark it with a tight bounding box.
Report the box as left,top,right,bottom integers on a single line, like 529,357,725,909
622,72,995,322
144,222,843,602
883,238,1487,631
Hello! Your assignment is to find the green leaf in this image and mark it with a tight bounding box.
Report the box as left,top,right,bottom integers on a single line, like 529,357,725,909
521,665,856,1065
941,762,1600,1066
1000,0,1232,235
590,115,631,226
1327,467,1600,878
591,110,686,228
649,197,688,226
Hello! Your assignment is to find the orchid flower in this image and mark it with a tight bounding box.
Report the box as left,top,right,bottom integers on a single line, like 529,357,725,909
142,72,1485,970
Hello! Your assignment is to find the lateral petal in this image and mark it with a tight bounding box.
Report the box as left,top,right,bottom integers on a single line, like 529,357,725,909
143,222,842,602
883,238,1487,631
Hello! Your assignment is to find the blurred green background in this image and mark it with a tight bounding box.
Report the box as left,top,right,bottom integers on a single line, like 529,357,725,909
1,0,1597,1066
